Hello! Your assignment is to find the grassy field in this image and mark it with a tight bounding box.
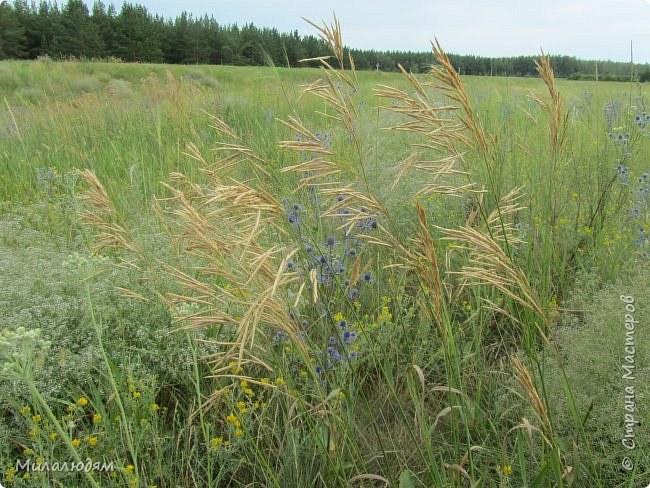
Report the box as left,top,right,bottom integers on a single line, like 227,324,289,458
1,24,649,488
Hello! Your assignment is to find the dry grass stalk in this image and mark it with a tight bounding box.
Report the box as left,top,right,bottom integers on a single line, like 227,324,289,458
78,169,141,257
155,176,305,371
297,17,359,140
531,53,568,154
414,202,444,323
441,225,545,321
278,116,342,189
484,186,527,245
511,356,553,436
430,40,496,163
302,14,346,71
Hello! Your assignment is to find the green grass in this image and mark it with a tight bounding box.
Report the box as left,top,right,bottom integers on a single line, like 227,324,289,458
0,51,649,488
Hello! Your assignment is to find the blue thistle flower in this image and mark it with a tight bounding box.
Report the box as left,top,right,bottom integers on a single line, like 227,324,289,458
327,347,343,361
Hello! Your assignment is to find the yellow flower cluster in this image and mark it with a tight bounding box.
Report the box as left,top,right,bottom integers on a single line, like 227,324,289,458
210,436,226,450
378,305,392,322
226,413,241,427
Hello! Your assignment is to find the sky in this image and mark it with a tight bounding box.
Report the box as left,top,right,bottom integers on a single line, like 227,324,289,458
116,0,650,63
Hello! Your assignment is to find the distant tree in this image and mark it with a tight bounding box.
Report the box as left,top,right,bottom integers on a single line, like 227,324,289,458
0,2,27,59
113,3,163,62
91,1,117,58
53,0,103,58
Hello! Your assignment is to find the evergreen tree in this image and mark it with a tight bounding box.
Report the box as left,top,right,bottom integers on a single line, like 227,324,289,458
0,1,27,59
54,0,103,58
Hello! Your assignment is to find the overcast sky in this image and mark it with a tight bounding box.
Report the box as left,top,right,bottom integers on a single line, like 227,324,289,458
118,0,650,63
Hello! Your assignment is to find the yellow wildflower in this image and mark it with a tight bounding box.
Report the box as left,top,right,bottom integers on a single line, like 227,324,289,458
93,413,103,424
226,413,237,423
228,361,244,373
261,378,270,384
239,380,249,388
151,403,160,412
76,397,88,407
66,405,75,413
20,406,31,415
23,448,35,456
72,439,81,447
132,391,141,399
571,192,579,201
31,414,42,424
87,436,98,447
125,465,135,474
275,377,285,386
234,429,243,437
299,370,308,378
210,437,223,450
333,312,344,322
243,388,254,396
502,464,512,476
239,408,249,414
236,401,245,409
49,432,58,441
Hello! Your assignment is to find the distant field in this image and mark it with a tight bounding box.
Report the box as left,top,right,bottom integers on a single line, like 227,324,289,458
1,60,646,205
1,54,648,487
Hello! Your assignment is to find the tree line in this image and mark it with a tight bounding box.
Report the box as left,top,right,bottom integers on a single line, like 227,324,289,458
1,0,649,81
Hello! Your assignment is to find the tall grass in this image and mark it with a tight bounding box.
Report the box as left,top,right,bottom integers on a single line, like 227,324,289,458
1,15,649,488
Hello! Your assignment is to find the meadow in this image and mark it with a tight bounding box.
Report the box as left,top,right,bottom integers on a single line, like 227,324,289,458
1,20,649,487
